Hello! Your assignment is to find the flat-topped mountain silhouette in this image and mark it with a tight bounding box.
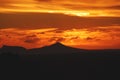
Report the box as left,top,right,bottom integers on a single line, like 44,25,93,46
0,45,26,54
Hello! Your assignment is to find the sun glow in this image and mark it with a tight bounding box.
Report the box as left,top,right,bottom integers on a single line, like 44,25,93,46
64,11,90,16
0,8,118,17
0,0,120,49
0,0,120,17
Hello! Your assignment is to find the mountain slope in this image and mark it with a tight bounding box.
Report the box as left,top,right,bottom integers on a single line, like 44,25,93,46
0,45,26,54
28,42,85,54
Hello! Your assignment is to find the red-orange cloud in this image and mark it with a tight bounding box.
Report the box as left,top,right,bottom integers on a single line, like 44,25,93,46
0,26,120,49
0,0,120,17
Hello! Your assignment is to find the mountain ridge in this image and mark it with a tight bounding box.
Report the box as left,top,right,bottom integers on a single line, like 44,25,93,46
0,42,120,54
28,42,84,54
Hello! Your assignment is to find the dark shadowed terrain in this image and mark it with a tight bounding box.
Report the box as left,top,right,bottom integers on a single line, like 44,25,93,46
0,42,120,79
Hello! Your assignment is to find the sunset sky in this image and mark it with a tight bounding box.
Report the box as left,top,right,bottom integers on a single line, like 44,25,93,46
0,0,120,49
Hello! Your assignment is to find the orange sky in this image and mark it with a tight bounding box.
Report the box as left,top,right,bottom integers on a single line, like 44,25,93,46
0,26,120,49
0,0,120,17
0,0,120,49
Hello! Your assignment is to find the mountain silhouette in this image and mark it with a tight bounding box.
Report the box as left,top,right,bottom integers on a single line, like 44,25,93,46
28,42,85,54
0,44,120,79
0,45,26,54
0,43,120,55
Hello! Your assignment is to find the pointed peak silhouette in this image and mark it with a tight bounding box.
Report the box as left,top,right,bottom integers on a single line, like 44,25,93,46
52,42,64,45
47,42,85,51
48,42,67,48
29,42,85,54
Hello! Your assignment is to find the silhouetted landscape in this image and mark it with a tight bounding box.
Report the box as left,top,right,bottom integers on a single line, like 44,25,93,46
0,42,120,79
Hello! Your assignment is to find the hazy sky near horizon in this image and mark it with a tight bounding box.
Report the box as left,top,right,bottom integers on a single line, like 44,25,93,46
0,0,120,49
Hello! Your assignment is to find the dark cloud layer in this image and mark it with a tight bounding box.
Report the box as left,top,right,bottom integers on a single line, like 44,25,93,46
0,13,120,29
23,35,40,43
63,4,120,10
36,0,52,2
107,5,120,9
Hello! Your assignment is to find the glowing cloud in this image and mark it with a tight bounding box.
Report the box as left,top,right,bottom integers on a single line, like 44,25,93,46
0,26,120,49
0,0,120,49
0,0,120,17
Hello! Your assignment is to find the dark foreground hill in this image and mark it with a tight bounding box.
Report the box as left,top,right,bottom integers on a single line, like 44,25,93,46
0,42,120,54
28,42,87,54
0,43,120,79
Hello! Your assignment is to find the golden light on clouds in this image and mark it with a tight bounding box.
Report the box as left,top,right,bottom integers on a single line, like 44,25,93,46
0,0,120,17
0,0,120,49
0,26,120,49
